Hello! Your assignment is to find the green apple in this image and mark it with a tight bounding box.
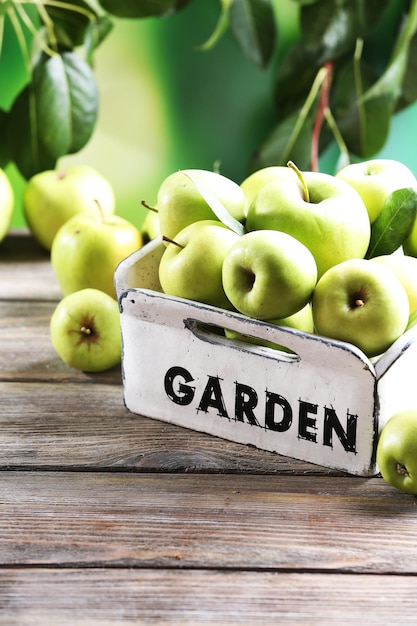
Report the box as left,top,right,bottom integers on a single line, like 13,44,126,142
246,167,370,278
222,229,317,320
377,409,417,494
158,219,240,309
312,258,409,357
157,169,246,241
0,168,14,244
370,253,417,314
240,166,292,216
141,208,160,243
50,288,121,372
51,209,143,299
336,158,417,223
225,303,314,351
23,165,116,250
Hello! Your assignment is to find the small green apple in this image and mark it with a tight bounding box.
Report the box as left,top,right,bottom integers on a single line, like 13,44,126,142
370,253,417,314
50,288,121,372
0,168,14,244
246,166,370,278
157,169,246,241
51,209,143,299
225,303,314,351
312,258,409,357
336,158,417,223
158,219,240,309
23,165,116,250
222,229,317,320
377,409,417,494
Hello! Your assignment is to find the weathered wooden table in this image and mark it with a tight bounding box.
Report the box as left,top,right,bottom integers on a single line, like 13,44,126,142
1,230,417,624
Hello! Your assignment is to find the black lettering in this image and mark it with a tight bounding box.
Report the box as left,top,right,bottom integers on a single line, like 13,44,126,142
323,407,357,453
198,376,229,418
235,383,260,426
164,366,195,406
298,400,318,442
265,392,292,432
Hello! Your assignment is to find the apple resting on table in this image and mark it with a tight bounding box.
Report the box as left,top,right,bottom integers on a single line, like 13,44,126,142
51,208,142,299
245,165,371,278
50,288,121,372
377,409,417,494
0,168,14,244
23,165,116,250
312,258,409,358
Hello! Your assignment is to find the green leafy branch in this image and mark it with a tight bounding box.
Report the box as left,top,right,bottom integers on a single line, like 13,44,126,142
1,0,417,182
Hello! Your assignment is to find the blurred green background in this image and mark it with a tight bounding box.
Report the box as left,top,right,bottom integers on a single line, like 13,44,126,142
3,0,417,230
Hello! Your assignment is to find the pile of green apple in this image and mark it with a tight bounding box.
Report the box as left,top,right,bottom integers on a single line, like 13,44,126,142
155,160,417,359
21,165,145,373
150,159,417,494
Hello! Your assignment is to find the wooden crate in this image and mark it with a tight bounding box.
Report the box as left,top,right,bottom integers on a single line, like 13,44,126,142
115,237,417,476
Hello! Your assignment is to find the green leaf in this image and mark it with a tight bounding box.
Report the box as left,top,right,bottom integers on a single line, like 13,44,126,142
184,171,246,236
97,0,191,18
248,107,314,172
300,0,392,62
361,0,417,107
8,51,98,179
44,0,107,48
228,0,277,68
366,188,417,258
273,42,323,120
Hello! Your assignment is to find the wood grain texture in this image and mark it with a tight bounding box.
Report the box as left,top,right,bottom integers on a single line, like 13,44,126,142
1,568,417,625
0,471,411,572
0,230,61,302
0,300,120,384
2,230,417,624
0,381,342,474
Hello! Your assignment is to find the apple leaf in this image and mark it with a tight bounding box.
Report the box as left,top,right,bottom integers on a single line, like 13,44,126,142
7,51,98,179
228,0,277,68
327,60,392,158
249,106,314,172
366,187,417,258
97,0,191,18
184,171,246,236
300,0,392,61
43,0,108,48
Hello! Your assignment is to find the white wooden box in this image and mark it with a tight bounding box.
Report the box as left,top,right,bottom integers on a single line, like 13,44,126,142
114,237,417,476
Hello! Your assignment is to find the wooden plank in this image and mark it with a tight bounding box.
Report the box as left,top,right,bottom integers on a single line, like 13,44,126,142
0,301,121,383
0,230,61,302
0,381,333,474
0,471,413,572
1,568,417,625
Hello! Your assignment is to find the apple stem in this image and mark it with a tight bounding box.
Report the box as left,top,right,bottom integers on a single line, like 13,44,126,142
162,235,184,249
93,199,105,224
287,161,310,203
141,200,158,213
80,325,92,336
